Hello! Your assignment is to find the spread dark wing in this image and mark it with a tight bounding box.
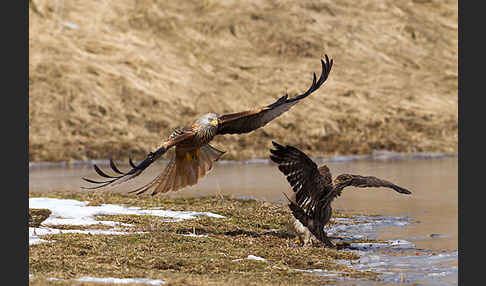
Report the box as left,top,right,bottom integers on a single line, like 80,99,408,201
216,55,333,135
320,174,412,207
333,174,412,195
271,142,336,247
269,141,328,209
81,129,195,190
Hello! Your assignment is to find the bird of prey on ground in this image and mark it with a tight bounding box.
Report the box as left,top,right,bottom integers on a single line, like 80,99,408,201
82,56,333,195
269,141,412,248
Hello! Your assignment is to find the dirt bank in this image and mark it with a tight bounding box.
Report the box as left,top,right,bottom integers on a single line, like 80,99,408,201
29,0,457,162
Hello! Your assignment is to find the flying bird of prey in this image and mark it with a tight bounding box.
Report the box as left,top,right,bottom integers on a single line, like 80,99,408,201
269,141,411,248
82,56,333,195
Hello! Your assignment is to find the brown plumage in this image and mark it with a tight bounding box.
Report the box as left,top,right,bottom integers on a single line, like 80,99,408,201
82,56,333,195
269,141,411,247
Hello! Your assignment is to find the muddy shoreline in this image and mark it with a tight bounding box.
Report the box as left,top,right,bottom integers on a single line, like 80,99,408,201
29,151,457,169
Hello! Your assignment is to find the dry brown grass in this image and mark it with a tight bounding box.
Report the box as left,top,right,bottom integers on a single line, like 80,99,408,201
29,193,380,285
29,0,457,162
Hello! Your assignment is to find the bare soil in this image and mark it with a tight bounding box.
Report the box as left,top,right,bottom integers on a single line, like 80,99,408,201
29,0,457,162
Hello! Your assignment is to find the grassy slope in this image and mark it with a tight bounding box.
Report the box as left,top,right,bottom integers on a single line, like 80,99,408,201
29,0,457,162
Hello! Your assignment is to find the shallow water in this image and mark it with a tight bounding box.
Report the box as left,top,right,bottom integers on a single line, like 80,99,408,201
325,214,458,286
29,155,458,285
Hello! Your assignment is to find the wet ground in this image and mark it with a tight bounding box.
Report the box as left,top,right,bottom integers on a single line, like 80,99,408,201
29,154,458,285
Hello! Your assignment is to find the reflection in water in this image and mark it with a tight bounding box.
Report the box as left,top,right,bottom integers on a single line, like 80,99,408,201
29,156,457,252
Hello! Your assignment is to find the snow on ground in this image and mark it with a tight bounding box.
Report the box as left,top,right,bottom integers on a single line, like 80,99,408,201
30,197,224,225
247,255,266,262
29,197,225,245
182,233,209,238
232,254,267,262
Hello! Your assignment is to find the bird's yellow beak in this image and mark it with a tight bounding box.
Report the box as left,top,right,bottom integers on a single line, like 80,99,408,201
210,120,218,126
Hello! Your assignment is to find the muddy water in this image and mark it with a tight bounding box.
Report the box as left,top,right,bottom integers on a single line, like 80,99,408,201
29,156,458,252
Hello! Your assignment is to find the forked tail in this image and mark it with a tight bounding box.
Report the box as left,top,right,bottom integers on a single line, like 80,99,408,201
129,144,225,195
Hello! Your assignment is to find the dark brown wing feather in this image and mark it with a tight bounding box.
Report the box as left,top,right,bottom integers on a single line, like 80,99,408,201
271,143,411,248
269,141,328,210
334,174,412,195
319,174,412,209
217,55,333,135
271,142,336,247
284,193,335,247
81,129,195,190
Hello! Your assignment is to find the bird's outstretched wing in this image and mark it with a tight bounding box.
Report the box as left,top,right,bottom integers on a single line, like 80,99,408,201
320,174,412,207
269,141,328,209
81,130,195,190
216,55,333,135
333,174,412,194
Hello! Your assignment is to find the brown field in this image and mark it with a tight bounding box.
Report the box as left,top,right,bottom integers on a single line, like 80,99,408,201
29,0,457,162
29,192,380,285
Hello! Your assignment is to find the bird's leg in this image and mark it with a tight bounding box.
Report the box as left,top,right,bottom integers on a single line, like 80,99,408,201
316,227,335,248
322,233,335,248
303,229,314,247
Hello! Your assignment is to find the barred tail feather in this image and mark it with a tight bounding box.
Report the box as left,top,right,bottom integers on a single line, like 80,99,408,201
147,144,224,195
152,157,177,195
126,152,176,195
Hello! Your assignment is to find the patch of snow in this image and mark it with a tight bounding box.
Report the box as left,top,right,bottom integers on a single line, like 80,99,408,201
182,233,209,238
247,255,266,261
231,255,266,262
29,197,224,245
30,226,143,237
29,235,51,245
29,197,224,227
29,226,144,245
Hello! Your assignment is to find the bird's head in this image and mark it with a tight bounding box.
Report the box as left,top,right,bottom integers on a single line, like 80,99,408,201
318,165,333,185
196,113,219,129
